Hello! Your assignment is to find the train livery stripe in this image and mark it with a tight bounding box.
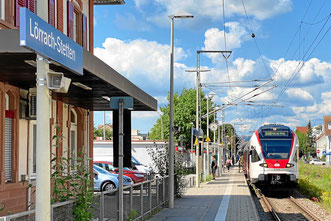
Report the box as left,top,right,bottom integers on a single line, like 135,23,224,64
255,130,265,159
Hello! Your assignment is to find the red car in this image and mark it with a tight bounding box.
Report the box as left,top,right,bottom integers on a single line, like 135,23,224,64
94,161,147,183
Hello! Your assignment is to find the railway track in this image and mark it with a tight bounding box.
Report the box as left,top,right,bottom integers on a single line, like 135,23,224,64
251,184,321,221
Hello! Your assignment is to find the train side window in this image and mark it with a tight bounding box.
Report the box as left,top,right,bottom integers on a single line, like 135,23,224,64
250,147,260,163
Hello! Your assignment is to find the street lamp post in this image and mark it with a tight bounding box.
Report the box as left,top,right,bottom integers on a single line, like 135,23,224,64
169,13,193,209
186,69,210,188
206,92,216,176
190,122,194,166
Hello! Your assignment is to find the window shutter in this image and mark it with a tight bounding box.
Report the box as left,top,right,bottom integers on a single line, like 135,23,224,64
82,14,87,49
5,110,14,182
67,0,74,39
49,0,55,26
27,0,35,13
15,0,26,27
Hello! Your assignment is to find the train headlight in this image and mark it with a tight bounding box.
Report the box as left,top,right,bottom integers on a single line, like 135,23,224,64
286,163,294,168
259,163,268,168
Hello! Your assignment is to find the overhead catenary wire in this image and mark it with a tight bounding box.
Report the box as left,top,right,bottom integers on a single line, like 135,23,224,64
222,0,233,91
241,0,272,79
265,12,331,117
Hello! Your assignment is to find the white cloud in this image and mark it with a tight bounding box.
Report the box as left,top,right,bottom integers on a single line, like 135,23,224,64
204,22,249,51
132,111,159,119
94,38,190,94
133,0,150,8
321,91,331,100
270,58,326,86
154,96,168,104
148,0,292,25
285,88,314,101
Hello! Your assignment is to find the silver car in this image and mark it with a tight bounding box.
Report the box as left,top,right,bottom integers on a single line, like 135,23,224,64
309,159,326,165
93,165,133,192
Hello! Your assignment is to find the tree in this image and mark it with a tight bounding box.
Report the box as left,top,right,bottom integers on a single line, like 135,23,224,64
93,127,112,140
307,120,315,157
149,88,215,148
295,130,306,157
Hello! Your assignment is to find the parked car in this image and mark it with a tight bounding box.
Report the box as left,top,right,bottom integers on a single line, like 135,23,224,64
94,161,147,183
309,159,326,165
93,165,133,192
131,156,153,175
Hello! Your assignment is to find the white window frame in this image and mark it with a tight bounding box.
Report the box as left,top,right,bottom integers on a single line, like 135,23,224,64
0,0,5,20
29,120,37,180
73,12,77,43
4,93,12,182
70,109,78,170
328,123,331,130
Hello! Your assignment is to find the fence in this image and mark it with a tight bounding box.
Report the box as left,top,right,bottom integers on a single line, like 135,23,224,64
0,174,195,221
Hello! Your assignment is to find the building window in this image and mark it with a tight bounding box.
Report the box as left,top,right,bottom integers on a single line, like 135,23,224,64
29,121,37,179
0,0,5,20
328,123,331,130
70,109,77,169
67,0,83,45
73,11,76,42
4,93,13,182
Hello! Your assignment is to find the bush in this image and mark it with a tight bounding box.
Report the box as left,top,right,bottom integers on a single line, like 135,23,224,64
147,144,187,196
321,192,331,206
298,178,323,199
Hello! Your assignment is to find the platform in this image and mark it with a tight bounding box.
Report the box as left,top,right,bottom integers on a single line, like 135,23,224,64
148,166,259,221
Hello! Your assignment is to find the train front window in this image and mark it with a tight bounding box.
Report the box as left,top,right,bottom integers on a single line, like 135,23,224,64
261,139,292,159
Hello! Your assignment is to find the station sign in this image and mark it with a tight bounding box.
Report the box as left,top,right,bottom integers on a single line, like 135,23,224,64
19,7,83,76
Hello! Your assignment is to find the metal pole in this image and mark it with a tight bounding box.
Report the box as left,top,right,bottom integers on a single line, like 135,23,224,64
214,112,216,144
36,55,50,221
35,2,50,220
217,125,221,176
195,52,200,188
169,17,175,208
118,99,124,221
191,123,193,166
206,97,210,176
103,111,106,140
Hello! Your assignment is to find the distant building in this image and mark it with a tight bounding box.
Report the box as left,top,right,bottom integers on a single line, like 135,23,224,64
323,116,331,164
97,123,113,132
296,126,308,134
315,133,326,159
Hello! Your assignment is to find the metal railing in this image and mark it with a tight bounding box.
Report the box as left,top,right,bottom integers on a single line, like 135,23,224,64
94,175,170,221
0,174,195,221
0,200,74,221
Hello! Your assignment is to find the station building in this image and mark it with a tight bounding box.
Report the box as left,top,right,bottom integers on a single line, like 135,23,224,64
0,0,156,215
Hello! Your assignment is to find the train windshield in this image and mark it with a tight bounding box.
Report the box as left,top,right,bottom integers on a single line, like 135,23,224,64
260,139,292,159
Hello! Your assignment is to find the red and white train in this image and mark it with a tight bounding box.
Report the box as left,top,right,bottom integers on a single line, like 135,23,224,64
243,124,299,187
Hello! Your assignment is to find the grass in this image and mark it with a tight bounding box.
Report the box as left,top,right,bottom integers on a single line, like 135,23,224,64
298,161,331,212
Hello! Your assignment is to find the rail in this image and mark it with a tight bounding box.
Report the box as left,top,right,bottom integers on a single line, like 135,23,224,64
289,196,321,221
0,174,196,221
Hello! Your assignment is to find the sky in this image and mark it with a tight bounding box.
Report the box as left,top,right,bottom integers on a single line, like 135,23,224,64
93,0,331,135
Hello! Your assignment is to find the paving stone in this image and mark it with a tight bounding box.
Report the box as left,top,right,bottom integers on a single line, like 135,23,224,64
148,167,259,221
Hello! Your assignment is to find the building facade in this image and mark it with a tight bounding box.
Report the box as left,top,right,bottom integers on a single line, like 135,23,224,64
0,0,94,215
0,0,156,216
323,116,331,164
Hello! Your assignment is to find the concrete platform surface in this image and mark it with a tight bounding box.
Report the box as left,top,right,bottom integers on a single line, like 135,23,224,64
148,167,259,221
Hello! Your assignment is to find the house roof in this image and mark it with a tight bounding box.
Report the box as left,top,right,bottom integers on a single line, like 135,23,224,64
296,126,308,134
324,116,331,136
315,133,325,142
0,30,157,111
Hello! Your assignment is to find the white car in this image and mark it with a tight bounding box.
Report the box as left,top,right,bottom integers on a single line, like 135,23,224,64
309,159,326,165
